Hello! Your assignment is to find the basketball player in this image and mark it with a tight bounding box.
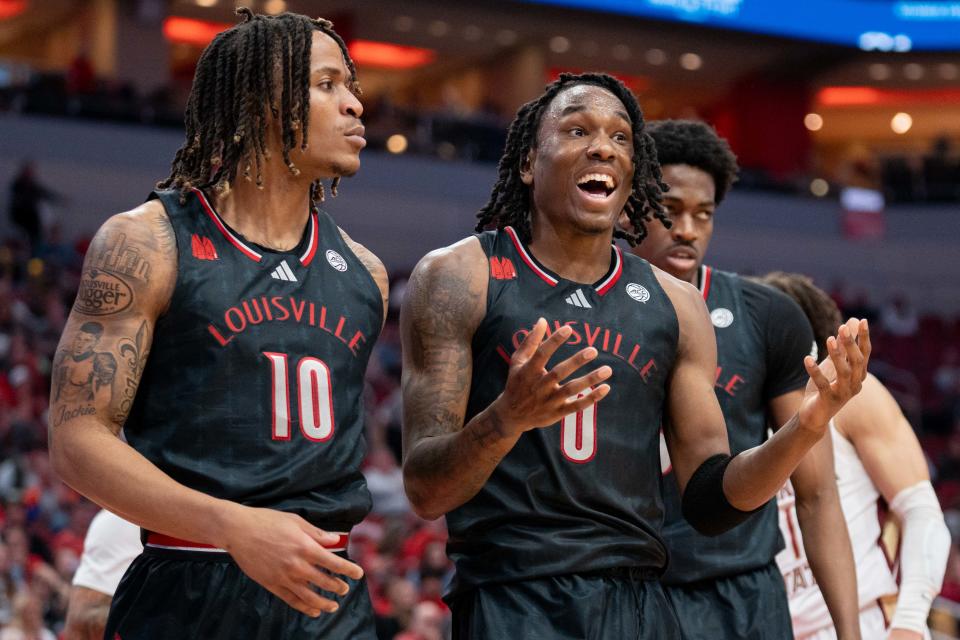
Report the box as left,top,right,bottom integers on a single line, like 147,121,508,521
63,510,140,640
763,272,950,640
48,9,387,639
399,73,870,638
629,120,861,638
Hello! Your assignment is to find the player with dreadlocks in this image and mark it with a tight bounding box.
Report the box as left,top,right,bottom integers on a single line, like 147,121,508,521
49,8,387,639
399,73,871,638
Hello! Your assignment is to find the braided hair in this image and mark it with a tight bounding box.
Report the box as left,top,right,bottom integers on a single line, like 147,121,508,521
476,72,668,246
157,7,359,205
756,271,842,362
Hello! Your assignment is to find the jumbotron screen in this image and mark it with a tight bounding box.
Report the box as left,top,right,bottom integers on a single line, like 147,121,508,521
517,0,960,51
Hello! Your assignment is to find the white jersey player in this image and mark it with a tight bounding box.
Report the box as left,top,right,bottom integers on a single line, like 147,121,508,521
763,272,951,640
64,510,141,640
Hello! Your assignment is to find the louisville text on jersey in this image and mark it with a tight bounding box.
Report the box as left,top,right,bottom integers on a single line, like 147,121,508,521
495,318,662,382
207,295,368,357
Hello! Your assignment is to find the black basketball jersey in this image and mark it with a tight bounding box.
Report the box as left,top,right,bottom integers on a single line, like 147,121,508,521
445,227,679,596
125,188,383,531
660,266,814,584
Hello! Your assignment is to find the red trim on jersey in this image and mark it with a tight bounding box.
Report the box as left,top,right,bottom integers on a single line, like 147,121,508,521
699,265,712,301
145,533,222,551
595,245,623,295
145,531,350,552
191,188,263,262
504,226,558,287
299,210,319,266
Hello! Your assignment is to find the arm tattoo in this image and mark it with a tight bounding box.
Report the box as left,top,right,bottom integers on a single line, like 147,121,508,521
52,322,116,405
115,320,151,425
74,231,153,316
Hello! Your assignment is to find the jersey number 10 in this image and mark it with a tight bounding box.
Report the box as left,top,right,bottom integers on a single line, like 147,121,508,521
264,352,335,442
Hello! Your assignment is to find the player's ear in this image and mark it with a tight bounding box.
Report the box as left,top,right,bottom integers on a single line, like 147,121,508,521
519,148,535,186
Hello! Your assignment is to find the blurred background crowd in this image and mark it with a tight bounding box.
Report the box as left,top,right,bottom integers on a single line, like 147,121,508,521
0,0,959,638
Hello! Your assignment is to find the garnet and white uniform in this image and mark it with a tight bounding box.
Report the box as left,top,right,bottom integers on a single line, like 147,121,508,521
776,422,900,639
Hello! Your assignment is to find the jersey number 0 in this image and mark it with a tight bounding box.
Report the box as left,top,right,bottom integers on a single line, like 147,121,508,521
264,352,335,442
560,393,597,463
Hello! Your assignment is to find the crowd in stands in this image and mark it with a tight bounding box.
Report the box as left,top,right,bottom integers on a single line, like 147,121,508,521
5,64,958,196
2,161,960,638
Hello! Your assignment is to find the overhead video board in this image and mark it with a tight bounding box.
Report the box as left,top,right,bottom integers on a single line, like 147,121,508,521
519,0,960,51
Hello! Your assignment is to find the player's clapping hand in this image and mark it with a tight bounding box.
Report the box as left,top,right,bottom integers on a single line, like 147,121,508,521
798,317,871,436
492,318,612,437
218,504,364,618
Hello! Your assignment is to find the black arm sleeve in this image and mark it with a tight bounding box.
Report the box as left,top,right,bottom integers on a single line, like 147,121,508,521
681,453,763,536
742,282,816,401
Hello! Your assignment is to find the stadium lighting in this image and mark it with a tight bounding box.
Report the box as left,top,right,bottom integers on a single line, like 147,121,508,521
904,63,925,80
804,113,824,132
680,53,703,71
427,20,450,37
348,40,436,69
645,49,666,65
393,16,414,32
891,112,913,134
550,36,571,53
810,179,829,197
386,135,409,154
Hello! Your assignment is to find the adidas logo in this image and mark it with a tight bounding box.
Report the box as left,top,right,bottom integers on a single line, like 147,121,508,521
564,289,592,309
270,260,298,282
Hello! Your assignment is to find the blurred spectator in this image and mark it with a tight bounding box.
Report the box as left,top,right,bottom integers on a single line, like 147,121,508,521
936,348,960,399
880,293,919,337
840,159,885,240
376,576,418,640
395,601,446,640
0,590,55,640
65,50,95,96
365,448,411,518
7,163,63,251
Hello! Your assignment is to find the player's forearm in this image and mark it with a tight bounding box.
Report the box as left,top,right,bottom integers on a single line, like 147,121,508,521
63,602,111,640
796,489,861,640
403,403,520,520
724,414,822,510
50,420,236,547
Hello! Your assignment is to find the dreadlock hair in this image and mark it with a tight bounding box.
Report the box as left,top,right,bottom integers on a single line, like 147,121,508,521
757,271,842,362
646,119,739,204
476,72,669,246
157,7,359,205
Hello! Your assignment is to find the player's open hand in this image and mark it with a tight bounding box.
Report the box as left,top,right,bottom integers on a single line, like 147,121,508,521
219,504,363,618
798,318,871,436
492,318,612,437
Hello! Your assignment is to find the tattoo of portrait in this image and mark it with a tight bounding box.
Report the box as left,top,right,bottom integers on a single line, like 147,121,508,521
114,321,150,425
52,322,116,405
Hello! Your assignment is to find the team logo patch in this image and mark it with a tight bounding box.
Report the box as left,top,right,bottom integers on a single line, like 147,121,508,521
625,283,649,303
190,234,218,261
489,256,517,280
326,250,348,272
711,307,734,328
